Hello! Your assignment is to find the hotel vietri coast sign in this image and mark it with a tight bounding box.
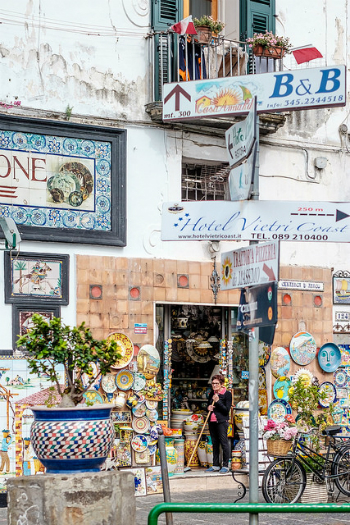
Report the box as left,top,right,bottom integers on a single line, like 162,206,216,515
161,200,350,243
163,65,346,121
0,117,126,246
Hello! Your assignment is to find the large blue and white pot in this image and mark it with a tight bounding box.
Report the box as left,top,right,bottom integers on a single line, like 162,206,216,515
30,404,114,474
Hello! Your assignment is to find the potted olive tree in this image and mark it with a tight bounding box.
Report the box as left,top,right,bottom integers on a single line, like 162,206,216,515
17,314,122,474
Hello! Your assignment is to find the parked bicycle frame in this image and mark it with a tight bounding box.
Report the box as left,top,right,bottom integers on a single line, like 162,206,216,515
262,425,350,504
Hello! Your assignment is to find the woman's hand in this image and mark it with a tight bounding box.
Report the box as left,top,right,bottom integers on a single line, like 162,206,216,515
213,394,219,403
208,405,214,412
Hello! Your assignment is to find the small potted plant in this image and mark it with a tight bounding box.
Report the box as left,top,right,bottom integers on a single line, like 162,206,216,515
246,31,292,59
263,415,298,456
17,314,122,474
193,15,225,44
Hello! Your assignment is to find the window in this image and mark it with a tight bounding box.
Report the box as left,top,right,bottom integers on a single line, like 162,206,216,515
182,162,230,201
184,0,217,19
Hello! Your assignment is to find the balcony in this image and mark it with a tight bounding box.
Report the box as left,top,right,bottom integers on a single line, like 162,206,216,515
145,31,287,135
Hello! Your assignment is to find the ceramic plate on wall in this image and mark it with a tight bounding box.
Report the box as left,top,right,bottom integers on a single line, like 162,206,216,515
318,343,341,373
273,377,292,401
108,332,134,369
133,373,146,392
101,373,117,394
259,367,266,389
319,382,336,408
132,416,150,434
267,399,292,423
334,368,348,388
131,434,148,453
137,345,160,379
270,347,291,378
146,400,158,410
82,390,104,405
258,341,271,367
290,331,317,365
116,370,134,391
81,362,101,391
132,403,146,418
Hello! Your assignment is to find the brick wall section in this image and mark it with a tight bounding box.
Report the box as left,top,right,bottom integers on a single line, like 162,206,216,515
76,256,333,381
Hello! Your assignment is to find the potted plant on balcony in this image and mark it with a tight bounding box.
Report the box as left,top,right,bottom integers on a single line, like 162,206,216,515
193,15,225,44
17,314,122,474
246,31,292,59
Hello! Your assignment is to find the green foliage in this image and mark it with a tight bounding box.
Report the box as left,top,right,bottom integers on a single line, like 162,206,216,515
65,104,73,120
17,314,121,407
193,15,225,35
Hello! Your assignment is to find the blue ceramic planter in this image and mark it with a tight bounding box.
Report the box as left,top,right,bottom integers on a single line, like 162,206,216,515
30,404,114,474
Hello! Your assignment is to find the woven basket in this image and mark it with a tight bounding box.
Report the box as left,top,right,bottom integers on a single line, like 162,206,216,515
267,439,292,456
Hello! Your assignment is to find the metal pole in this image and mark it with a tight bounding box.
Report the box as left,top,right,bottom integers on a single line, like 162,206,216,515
157,428,173,525
248,112,260,525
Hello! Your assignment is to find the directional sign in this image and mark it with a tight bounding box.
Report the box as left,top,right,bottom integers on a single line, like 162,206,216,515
161,200,350,242
226,100,256,167
163,65,346,121
237,282,278,330
221,240,279,290
228,142,257,201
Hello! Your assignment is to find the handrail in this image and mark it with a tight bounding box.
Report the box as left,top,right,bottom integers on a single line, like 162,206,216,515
148,502,350,525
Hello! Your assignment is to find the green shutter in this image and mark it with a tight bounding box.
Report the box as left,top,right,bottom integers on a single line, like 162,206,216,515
240,0,275,41
152,0,183,30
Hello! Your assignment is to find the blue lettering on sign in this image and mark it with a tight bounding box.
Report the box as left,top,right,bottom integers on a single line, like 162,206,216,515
269,68,342,99
270,74,294,98
315,68,341,93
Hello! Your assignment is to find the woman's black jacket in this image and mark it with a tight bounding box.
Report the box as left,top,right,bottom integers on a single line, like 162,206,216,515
207,389,232,423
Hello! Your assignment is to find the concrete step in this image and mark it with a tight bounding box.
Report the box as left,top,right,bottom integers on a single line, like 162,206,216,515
169,468,246,492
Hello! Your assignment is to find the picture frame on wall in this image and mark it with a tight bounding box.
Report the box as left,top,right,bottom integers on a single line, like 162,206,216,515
12,304,61,354
0,115,126,247
4,252,69,305
333,271,350,305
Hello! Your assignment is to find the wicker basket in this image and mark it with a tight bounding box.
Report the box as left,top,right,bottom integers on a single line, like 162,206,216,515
267,439,292,456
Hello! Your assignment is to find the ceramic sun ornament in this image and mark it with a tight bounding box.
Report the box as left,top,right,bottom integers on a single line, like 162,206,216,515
292,368,314,387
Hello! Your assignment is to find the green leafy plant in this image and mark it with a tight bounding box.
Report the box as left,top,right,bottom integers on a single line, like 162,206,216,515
246,32,292,53
193,15,225,35
65,104,73,120
17,314,121,407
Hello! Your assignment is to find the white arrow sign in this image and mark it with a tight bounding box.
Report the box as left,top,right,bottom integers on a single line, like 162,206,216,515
161,200,350,242
221,240,279,290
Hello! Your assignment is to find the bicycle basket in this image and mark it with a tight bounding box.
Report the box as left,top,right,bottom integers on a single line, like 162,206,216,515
267,439,292,456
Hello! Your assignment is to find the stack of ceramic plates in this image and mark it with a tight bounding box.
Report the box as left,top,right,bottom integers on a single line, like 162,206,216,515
170,409,193,430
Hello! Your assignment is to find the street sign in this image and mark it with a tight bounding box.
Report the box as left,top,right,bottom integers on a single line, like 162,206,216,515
225,100,256,167
221,240,279,290
161,200,350,242
228,142,257,201
236,282,278,330
162,65,346,121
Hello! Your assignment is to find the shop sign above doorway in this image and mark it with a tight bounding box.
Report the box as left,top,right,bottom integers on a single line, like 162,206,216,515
221,240,279,290
163,65,346,121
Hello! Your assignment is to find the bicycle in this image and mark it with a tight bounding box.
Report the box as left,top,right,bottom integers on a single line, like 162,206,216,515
262,424,350,503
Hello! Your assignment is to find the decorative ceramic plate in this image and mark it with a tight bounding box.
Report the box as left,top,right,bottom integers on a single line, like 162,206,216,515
319,382,337,408
290,331,317,365
146,400,158,410
101,373,117,394
259,367,266,389
81,362,101,391
334,368,348,388
150,425,159,440
132,416,150,434
270,347,291,378
273,377,292,401
133,373,147,392
318,343,342,373
148,444,157,455
292,368,314,387
116,370,134,391
137,345,161,379
186,343,212,363
258,341,271,367
146,409,158,422
108,332,134,369
132,403,147,418
267,399,292,423
82,390,105,405
131,434,148,453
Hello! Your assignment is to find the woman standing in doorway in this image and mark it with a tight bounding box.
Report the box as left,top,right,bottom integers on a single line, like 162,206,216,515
206,374,232,474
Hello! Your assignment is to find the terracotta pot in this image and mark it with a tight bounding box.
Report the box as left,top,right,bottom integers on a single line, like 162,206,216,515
195,26,213,44
253,44,286,59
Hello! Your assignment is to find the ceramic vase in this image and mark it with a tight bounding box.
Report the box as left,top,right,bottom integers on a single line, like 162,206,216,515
114,391,127,409
197,440,207,467
205,437,213,466
184,435,200,467
173,438,185,474
30,404,114,474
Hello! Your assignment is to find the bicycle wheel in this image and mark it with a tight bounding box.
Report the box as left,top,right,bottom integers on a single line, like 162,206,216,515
333,447,350,496
262,457,306,503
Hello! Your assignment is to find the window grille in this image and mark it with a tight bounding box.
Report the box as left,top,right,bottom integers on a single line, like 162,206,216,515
181,162,230,201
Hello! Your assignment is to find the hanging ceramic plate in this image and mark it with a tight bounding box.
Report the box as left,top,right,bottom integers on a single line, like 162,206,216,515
270,347,291,378
267,399,292,423
82,390,105,405
108,332,134,369
132,416,150,434
318,343,342,373
290,331,317,366
148,444,157,455
116,370,134,391
319,382,337,408
292,368,314,387
273,377,292,401
101,373,117,394
146,400,158,410
81,362,101,391
258,389,268,415
131,434,148,453
258,341,271,367
146,409,158,422
334,368,348,388
259,367,266,389
132,403,146,418
133,373,146,392
137,345,160,379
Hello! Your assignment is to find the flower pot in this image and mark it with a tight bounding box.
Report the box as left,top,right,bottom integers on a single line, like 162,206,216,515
253,45,286,59
30,404,114,474
195,26,213,44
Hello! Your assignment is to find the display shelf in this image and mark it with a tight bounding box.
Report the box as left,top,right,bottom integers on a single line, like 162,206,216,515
187,398,208,402
172,377,209,381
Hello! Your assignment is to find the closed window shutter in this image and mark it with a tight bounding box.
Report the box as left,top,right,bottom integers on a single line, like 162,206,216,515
240,0,275,42
152,0,183,30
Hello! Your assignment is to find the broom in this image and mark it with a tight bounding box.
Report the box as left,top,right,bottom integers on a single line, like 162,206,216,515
184,403,213,472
